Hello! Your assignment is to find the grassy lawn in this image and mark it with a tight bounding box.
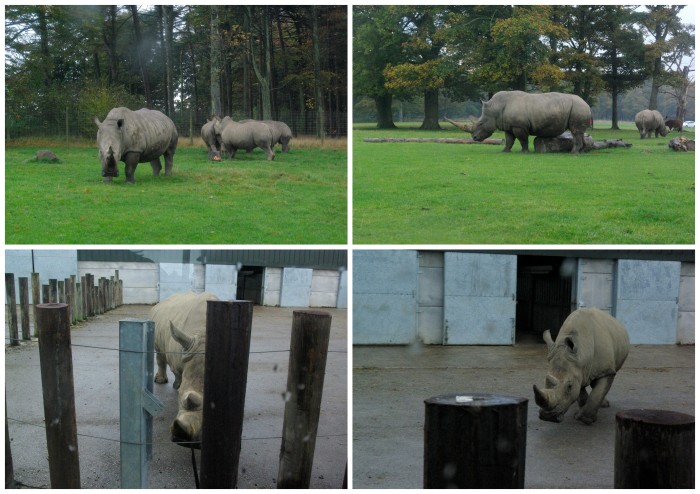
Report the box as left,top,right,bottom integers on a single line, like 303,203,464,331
6,137,347,244
353,122,694,244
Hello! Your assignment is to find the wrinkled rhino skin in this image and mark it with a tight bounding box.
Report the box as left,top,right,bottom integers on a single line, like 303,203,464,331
152,291,219,447
94,107,177,184
471,91,592,154
214,117,275,160
634,109,668,139
533,308,630,425
240,119,293,152
201,116,222,160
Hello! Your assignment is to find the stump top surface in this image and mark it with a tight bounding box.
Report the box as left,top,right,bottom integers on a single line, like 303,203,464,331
425,393,528,407
36,303,69,310
616,409,694,426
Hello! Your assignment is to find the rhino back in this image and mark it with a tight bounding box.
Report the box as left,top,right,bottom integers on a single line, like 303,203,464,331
497,92,590,137
151,291,219,372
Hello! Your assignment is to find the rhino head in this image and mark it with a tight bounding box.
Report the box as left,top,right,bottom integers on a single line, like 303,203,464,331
532,330,583,423
169,321,205,448
95,117,124,181
470,100,496,142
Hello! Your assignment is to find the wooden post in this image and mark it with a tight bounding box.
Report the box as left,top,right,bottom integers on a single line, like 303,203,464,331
36,303,81,488
615,409,694,488
5,400,15,488
119,319,163,488
19,277,31,340
85,274,93,317
58,280,66,304
200,300,254,489
42,284,50,305
277,310,332,488
49,279,58,303
76,282,83,321
31,273,41,337
81,275,88,319
70,275,78,324
424,393,528,489
6,273,19,346
64,278,73,325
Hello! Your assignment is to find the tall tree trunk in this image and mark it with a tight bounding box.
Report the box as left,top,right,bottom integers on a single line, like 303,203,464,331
185,12,199,119
209,6,222,117
420,89,441,130
130,5,152,108
246,6,273,120
375,94,396,129
163,6,175,117
312,6,325,142
37,6,52,89
102,6,119,85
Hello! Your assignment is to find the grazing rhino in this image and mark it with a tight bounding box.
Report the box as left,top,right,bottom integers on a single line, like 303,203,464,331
201,116,222,161
240,119,293,152
664,117,683,132
471,91,592,153
214,117,275,160
94,107,178,183
533,308,630,425
634,109,668,139
152,291,219,447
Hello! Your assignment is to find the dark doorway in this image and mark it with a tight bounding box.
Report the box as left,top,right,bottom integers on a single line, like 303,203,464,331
516,256,575,343
236,266,264,304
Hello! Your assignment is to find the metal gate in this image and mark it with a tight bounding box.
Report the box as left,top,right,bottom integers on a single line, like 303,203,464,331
280,267,313,307
353,250,418,344
443,253,517,345
615,259,681,344
576,258,615,313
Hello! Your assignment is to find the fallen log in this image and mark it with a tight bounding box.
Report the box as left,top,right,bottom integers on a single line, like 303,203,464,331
363,137,503,145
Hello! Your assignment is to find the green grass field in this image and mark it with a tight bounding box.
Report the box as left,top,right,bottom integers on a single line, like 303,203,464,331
353,122,694,244
6,138,347,244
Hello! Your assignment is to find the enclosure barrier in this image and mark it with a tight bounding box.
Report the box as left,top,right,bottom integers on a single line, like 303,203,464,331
200,300,254,488
424,393,528,489
277,310,332,488
119,319,164,488
5,270,123,346
36,303,81,488
614,409,694,488
5,399,15,488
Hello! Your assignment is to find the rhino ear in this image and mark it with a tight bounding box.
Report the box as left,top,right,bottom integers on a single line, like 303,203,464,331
543,330,555,351
170,321,195,350
564,336,576,353
94,117,102,128
117,118,125,129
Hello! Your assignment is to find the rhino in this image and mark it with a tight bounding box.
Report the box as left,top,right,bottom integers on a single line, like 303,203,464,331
533,308,630,425
471,91,592,153
214,117,275,160
240,119,293,152
201,116,222,161
634,109,668,139
151,291,219,447
664,117,683,132
94,107,178,183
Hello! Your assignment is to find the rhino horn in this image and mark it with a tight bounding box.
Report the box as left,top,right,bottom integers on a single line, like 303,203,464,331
170,321,195,350
533,384,553,409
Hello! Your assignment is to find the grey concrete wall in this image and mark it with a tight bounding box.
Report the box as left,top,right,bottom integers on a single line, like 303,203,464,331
79,261,159,304
678,261,695,344
6,250,78,303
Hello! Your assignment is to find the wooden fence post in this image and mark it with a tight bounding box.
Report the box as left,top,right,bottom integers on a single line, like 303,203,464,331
6,273,19,346
277,310,332,488
70,275,78,324
42,284,50,305
58,280,66,304
31,273,41,337
200,300,254,489
80,275,88,319
64,278,73,325
119,319,164,488
6,399,15,488
424,393,528,489
615,409,694,488
19,277,30,340
36,303,81,488
49,279,58,303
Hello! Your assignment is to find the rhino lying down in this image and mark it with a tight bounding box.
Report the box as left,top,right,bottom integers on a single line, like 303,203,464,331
151,291,219,447
533,308,630,425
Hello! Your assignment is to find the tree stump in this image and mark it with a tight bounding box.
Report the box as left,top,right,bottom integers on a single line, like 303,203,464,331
424,393,528,489
615,409,694,488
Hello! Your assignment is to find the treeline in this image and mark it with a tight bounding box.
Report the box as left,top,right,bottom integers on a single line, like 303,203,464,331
354,5,694,129
5,5,347,139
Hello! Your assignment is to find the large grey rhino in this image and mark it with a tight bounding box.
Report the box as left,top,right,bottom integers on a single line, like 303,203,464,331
94,107,178,183
634,109,669,139
471,91,592,153
201,116,222,161
533,308,630,425
240,119,293,152
215,117,275,160
152,291,219,447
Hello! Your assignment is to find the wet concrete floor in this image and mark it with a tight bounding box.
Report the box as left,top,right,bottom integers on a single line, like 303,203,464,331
352,342,694,489
6,304,347,489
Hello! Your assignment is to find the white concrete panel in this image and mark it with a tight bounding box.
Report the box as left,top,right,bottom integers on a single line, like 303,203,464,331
205,264,238,300
336,269,348,309
159,263,195,302
280,267,313,307
310,270,339,307
79,261,159,304
263,268,282,306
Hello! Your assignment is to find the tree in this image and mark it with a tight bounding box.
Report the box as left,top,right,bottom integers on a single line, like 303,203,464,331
209,6,222,116
129,6,152,108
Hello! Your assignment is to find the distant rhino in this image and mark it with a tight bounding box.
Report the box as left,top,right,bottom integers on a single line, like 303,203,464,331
201,116,222,160
214,117,275,160
94,107,178,183
240,119,293,152
533,308,630,425
152,291,219,447
634,109,668,139
664,117,683,132
471,91,592,153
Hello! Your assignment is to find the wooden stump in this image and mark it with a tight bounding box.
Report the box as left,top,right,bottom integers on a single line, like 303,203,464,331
424,393,528,489
615,409,694,488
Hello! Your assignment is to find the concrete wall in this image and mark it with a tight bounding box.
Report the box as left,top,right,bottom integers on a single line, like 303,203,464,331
6,250,78,303
678,262,695,344
79,261,159,304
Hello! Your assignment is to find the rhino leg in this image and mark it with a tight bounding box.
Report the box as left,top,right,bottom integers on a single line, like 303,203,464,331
511,128,530,152
123,153,140,184
163,150,174,176
150,158,162,176
574,374,615,425
264,146,275,161
155,350,168,384
502,131,516,152
577,387,589,408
